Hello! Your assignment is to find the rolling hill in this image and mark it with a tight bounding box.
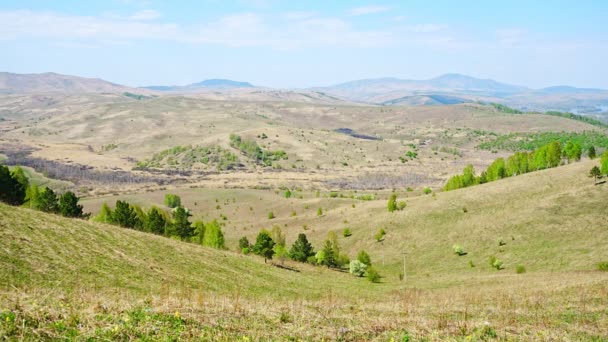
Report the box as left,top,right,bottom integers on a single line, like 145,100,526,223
1,158,607,340
0,72,143,94
143,78,255,91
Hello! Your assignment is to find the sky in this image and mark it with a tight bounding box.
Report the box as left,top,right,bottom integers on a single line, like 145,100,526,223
1,0,607,89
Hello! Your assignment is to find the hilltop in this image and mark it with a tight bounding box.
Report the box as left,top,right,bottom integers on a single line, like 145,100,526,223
0,72,144,94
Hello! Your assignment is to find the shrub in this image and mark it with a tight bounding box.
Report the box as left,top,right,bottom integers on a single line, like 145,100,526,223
349,260,367,277
342,228,352,237
317,207,323,216
423,187,432,195
164,194,181,208
397,201,407,210
516,264,526,274
387,193,397,212
489,256,504,270
239,236,250,250
598,262,608,271
284,190,292,198
357,250,372,266
452,244,467,256
374,228,386,242
366,267,381,283
268,211,275,219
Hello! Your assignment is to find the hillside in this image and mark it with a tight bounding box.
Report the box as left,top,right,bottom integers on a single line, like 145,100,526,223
2,159,608,340
143,79,255,91
0,72,144,94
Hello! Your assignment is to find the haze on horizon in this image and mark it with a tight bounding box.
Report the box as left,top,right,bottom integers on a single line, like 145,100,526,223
0,0,607,89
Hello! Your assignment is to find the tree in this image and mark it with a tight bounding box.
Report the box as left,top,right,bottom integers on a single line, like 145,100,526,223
588,146,596,159
113,200,139,228
25,184,42,209
357,250,372,266
387,193,397,212
366,267,381,283
203,220,224,248
10,166,29,191
38,187,59,213
564,141,582,162
318,239,337,268
602,150,608,175
589,166,602,181
192,220,205,244
146,207,167,235
349,260,367,277
253,230,275,263
0,165,26,205
289,233,315,262
92,203,114,223
58,191,84,218
271,225,286,247
170,206,193,240
273,244,288,265
374,228,386,242
239,236,251,254
164,194,181,208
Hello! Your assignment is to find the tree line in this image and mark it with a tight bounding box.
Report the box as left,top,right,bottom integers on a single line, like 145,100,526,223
444,140,590,191
0,165,87,218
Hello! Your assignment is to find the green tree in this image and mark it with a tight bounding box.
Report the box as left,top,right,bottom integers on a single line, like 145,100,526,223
191,220,205,244
387,193,397,212
357,250,372,266
588,145,596,159
92,203,114,223
146,207,167,235
319,239,337,268
203,220,224,248
10,166,29,191
170,206,193,240
589,166,601,181
58,191,84,218
239,236,250,253
38,187,59,213
349,260,367,277
25,184,42,209
253,230,275,263
564,141,582,162
164,194,181,208
0,165,26,205
289,233,315,262
366,267,381,283
113,200,139,228
374,228,386,242
602,150,608,175
271,225,286,247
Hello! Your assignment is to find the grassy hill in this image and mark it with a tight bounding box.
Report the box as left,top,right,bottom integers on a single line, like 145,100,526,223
2,159,608,340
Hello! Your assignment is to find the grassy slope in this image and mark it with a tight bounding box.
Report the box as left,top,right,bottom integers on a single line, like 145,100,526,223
1,160,608,340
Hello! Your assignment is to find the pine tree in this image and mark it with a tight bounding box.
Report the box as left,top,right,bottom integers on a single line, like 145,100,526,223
588,146,596,159
0,165,26,205
93,203,114,223
357,250,372,266
58,191,84,218
113,200,138,228
171,206,193,240
38,187,59,213
289,233,315,262
387,193,397,212
146,207,167,235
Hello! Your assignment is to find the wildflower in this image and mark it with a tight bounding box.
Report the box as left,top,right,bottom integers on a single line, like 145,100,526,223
174,311,180,319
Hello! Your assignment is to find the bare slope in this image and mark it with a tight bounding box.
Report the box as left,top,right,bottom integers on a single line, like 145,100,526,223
0,72,145,94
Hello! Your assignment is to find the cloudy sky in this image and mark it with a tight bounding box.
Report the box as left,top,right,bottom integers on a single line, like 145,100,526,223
1,0,607,88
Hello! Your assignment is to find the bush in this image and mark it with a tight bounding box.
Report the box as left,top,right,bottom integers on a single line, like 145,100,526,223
489,256,504,270
164,194,181,208
268,211,275,219
452,244,467,256
423,187,432,195
342,228,352,237
366,267,381,283
387,193,397,212
598,262,608,271
516,264,526,274
316,207,323,216
349,260,367,277
284,190,292,198
397,201,407,210
357,250,372,266
374,228,386,242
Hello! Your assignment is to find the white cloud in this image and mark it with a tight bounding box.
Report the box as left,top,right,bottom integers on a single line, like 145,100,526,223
348,5,392,16
496,28,528,46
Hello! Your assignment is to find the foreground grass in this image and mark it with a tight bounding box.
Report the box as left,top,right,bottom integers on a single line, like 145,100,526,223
2,201,608,340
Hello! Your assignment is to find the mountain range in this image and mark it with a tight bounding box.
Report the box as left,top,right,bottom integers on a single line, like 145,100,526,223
1,71,606,115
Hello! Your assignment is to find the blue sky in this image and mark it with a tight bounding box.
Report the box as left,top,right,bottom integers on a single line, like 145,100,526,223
1,0,607,88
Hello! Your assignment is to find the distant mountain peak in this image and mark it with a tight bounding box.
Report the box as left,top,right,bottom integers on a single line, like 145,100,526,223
142,78,255,92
